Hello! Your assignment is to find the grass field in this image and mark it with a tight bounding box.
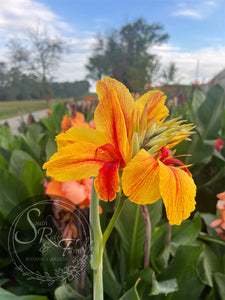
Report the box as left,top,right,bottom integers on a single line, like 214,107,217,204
0,98,68,120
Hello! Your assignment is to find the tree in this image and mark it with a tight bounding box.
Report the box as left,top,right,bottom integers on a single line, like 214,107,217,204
7,25,66,101
86,18,169,92
161,62,178,85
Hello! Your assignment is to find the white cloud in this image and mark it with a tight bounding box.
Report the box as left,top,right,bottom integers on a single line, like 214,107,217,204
173,9,202,19
0,0,96,84
151,44,225,84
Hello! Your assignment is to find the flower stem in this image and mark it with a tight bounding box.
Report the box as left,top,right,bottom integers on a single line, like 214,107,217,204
103,193,126,248
90,180,103,300
141,205,151,269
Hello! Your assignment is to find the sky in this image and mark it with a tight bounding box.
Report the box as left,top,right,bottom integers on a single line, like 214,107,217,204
0,0,225,90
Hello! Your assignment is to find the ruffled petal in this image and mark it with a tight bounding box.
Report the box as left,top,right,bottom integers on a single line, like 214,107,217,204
158,160,196,225
95,85,130,163
56,127,110,149
45,180,65,198
43,142,105,181
94,161,120,201
61,181,86,205
97,77,134,134
122,149,161,204
135,90,169,123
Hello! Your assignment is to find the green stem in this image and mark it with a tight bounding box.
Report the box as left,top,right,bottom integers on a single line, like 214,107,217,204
103,193,126,248
90,180,103,300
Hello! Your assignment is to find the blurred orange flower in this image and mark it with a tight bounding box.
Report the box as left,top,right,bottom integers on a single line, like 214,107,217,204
61,112,89,132
210,192,225,240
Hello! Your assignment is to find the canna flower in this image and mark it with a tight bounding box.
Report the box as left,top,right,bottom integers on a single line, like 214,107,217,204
210,192,225,240
61,112,89,132
43,77,196,225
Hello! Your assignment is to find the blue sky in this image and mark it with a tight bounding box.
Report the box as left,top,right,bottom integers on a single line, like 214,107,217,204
0,0,225,88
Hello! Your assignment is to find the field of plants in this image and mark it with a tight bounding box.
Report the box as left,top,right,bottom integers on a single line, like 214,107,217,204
0,81,225,300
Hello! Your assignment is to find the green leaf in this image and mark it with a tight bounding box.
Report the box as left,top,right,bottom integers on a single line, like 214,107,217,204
213,272,225,300
41,103,67,133
192,88,205,118
45,134,57,161
196,246,220,287
0,287,23,299
222,108,225,137
197,85,225,139
20,160,44,196
119,278,140,300
103,250,121,299
0,169,28,224
158,245,204,300
171,214,201,246
115,200,162,274
20,123,45,163
9,149,36,178
55,284,89,300
150,223,168,272
22,296,49,300
150,275,178,296
115,201,145,273
0,126,17,150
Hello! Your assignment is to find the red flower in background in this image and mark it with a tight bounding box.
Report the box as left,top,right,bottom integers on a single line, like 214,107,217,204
215,139,224,152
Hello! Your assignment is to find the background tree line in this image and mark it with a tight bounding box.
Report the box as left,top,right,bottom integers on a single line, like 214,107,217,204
0,18,179,101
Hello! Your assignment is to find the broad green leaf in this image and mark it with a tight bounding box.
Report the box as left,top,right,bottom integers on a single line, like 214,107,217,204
126,268,154,299
0,154,8,169
197,85,225,139
192,88,205,119
186,133,214,166
171,214,201,246
0,287,23,299
150,224,168,273
9,149,36,178
0,169,28,223
20,160,44,197
119,278,140,300
22,296,49,300
196,246,220,287
213,272,225,300
20,123,45,162
45,134,57,161
0,146,11,163
115,200,162,274
115,201,145,273
158,245,204,300
103,250,121,299
55,284,88,300
150,275,178,296
41,103,67,133
222,108,225,137
0,126,17,150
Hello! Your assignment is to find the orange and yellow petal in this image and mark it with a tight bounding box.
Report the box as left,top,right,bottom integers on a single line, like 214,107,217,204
97,77,134,134
95,86,130,163
94,161,120,201
56,127,110,149
43,142,105,181
158,160,196,225
135,90,169,123
122,149,161,205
